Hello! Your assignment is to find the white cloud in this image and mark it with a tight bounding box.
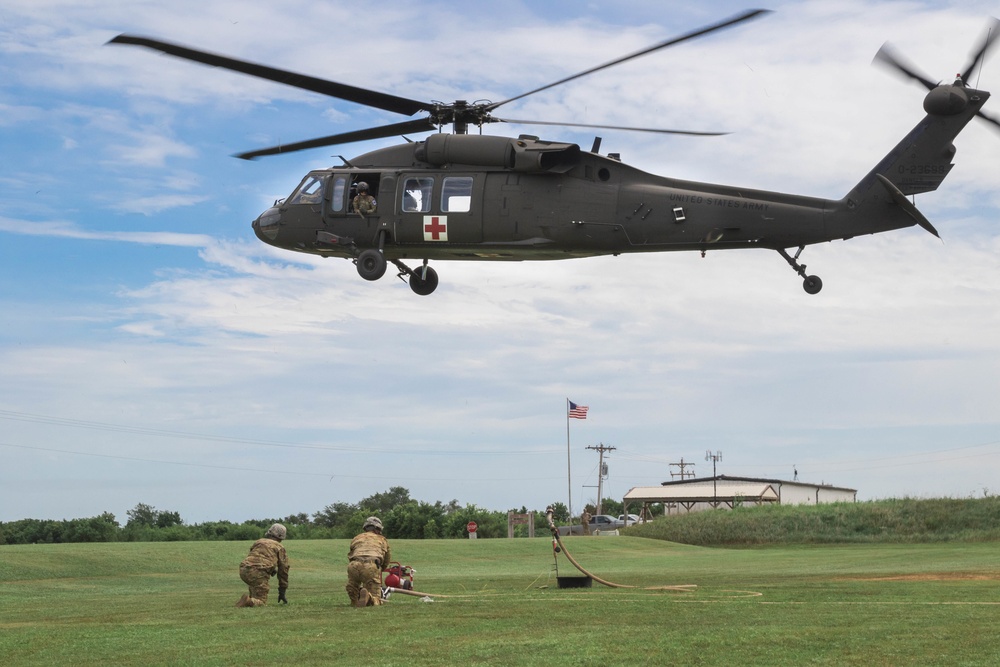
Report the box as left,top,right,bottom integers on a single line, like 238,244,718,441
0,216,215,246
105,133,198,168
109,194,210,215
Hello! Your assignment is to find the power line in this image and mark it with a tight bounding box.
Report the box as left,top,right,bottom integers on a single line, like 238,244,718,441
0,440,332,478
618,437,1000,473
0,441,561,483
0,408,560,456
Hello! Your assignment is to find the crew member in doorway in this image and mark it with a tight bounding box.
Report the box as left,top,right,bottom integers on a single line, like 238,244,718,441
352,181,377,216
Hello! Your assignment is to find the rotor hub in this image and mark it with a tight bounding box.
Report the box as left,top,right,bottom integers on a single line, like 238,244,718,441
924,84,970,116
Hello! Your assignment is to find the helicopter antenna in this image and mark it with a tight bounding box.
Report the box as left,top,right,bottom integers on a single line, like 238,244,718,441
975,22,996,89
961,16,999,87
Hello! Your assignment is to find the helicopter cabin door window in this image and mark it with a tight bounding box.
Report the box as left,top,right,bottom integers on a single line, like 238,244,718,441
329,175,347,213
441,177,473,212
402,177,435,213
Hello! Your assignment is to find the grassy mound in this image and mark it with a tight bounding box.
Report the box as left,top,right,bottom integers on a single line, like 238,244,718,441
625,496,1000,546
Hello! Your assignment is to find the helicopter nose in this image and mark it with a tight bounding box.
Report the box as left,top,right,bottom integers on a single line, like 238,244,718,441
253,205,281,241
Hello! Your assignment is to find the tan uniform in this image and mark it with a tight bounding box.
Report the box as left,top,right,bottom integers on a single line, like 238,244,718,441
239,537,289,607
346,531,391,606
353,193,377,215
581,511,592,536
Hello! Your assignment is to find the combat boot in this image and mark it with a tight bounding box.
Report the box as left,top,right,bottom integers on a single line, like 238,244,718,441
236,593,250,607
355,588,370,608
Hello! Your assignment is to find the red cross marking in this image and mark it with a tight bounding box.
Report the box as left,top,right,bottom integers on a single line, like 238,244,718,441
424,216,447,241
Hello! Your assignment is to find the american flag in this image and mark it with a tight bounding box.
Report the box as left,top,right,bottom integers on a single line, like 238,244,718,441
568,401,589,419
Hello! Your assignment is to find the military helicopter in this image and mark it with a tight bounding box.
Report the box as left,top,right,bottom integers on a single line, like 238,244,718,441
108,10,998,296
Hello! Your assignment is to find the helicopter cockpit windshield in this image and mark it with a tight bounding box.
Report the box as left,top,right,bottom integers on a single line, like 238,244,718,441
287,173,327,205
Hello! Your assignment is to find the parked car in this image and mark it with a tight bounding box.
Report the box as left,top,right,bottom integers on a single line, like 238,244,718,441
618,514,642,526
557,514,625,536
589,515,624,530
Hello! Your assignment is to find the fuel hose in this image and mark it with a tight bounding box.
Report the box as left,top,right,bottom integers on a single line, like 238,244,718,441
545,506,695,592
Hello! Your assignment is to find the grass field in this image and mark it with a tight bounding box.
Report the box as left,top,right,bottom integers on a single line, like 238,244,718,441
3,536,1000,666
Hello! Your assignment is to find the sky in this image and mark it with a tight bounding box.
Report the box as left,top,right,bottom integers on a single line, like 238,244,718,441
2,0,999,524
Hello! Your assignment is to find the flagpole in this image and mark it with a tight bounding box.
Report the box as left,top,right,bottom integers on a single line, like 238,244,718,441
566,398,573,523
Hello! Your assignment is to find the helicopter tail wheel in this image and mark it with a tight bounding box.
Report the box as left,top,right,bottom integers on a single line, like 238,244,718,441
777,247,822,296
409,265,439,296
356,249,387,281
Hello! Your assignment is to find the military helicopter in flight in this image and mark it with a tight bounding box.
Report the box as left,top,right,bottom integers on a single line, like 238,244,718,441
108,10,998,296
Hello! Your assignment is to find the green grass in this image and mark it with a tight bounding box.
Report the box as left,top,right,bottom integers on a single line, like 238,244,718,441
3,537,1000,665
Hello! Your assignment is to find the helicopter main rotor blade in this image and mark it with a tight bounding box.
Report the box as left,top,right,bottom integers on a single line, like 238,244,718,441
107,34,430,117
495,117,727,136
960,17,1000,85
873,43,937,90
234,117,438,160
486,8,771,112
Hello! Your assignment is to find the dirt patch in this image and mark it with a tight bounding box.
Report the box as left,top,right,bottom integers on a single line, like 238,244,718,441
841,572,1000,582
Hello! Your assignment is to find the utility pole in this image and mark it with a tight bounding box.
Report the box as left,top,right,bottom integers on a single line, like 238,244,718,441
669,457,696,480
705,450,722,508
586,443,616,515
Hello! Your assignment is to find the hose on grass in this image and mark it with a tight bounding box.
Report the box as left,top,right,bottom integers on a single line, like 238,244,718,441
545,506,696,592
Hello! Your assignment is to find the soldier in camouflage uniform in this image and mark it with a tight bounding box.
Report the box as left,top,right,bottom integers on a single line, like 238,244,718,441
346,516,391,608
352,181,377,216
236,523,290,607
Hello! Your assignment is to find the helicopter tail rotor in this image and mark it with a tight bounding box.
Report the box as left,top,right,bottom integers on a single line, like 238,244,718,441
874,17,1000,132
872,43,937,91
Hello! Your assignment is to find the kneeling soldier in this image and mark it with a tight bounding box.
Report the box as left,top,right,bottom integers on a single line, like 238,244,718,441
346,516,391,607
236,523,290,607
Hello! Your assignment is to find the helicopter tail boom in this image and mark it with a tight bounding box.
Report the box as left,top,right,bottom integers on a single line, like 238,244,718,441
836,85,988,239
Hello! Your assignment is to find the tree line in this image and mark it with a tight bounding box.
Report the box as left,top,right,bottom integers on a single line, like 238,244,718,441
0,487,606,545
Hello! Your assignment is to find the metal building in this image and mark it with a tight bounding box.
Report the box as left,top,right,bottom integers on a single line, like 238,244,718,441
623,475,857,517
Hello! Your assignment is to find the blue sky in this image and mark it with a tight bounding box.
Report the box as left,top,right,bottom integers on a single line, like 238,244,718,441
2,0,999,524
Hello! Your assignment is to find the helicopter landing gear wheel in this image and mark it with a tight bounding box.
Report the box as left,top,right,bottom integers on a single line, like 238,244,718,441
390,259,439,295
803,275,823,295
777,247,822,296
356,249,387,281
409,265,439,296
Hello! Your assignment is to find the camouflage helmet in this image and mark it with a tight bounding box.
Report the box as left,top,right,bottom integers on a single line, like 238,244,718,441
356,181,369,192
265,523,287,540
363,516,383,532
